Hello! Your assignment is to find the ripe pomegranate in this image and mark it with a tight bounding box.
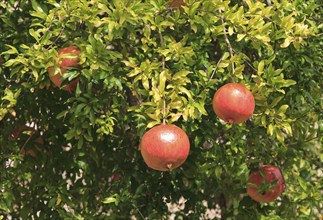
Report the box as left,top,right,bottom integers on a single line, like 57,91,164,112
168,0,199,9
111,173,120,182
9,125,44,158
247,165,285,203
212,83,255,123
169,0,186,8
111,170,123,182
139,124,190,171
48,46,81,93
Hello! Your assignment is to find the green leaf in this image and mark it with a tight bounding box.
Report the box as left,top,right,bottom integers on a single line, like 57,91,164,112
193,102,207,115
56,110,69,119
178,87,192,99
275,128,285,143
1,45,18,55
237,34,246,42
102,194,119,205
222,52,230,60
30,0,47,20
142,77,150,90
280,79,296,88
261,115,267,127
258,60,265,75
277,105,289,114
159,70,167,93
280,37,293,48
29,29,39,41
77,137,84,148
268,124,274,136
282,123,292,136
3,59,17,67
31,0,44,13
270,96,284,107
172,70,191,80
123,60,137,68
298,178,307,191
147,121,160,128
75,103,87,115
189,1,202,17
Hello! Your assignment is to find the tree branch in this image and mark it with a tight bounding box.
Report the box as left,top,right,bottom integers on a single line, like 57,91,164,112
221,15,236,82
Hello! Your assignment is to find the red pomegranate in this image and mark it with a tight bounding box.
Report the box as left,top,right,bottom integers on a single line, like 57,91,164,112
247,165,285,203
168,0,200,9
9,125,44,158
48,46,81,93
212,83,255,123
169,0,186,8
111,170,124,182
139,124,190,171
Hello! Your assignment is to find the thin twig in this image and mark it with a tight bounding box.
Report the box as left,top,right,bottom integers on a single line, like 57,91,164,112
289,136,320,146
159,31,166,69
133,204,145,220
221,13,236,82
163,98,166,124
209,55,224,80
20,131,35,152
53,26,66,44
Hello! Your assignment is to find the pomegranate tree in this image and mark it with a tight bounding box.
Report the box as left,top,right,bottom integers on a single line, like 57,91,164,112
212,83,255,123
247,165,285,203
139,124,190,171
48,46,81,93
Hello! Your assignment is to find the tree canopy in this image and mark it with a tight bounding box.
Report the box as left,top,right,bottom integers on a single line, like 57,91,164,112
0,0,322,219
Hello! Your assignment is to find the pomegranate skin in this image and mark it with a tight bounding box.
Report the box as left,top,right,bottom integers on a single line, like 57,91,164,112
9,125,44,158
212,83,255,124
48,46,80,92
168,0,200,9
169,0,186,8
140,124,190,171
247,165,285,203
57,46,80,67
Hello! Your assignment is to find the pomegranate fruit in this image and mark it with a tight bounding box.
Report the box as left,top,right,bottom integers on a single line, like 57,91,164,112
9,125,44,158
169,0,186,8
247,165,285,203
139,124,190,171
212,83,255,123
111,170,123,182
168,0,199,9
48,46,81,93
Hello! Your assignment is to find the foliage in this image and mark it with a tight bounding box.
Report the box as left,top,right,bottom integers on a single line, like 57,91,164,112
0,0,322,219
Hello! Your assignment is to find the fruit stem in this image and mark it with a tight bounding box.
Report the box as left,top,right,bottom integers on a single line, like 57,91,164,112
159,29,167,125
163,97,166,125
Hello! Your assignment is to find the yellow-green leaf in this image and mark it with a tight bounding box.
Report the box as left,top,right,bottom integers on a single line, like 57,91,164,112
159,70,167,93
237,34,246,42
268,124,274,136
258,60,265,75
280,37,293,48
147,121,160,128
277,105,289,114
